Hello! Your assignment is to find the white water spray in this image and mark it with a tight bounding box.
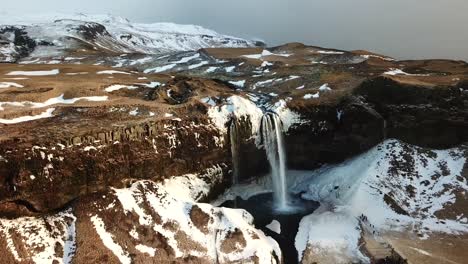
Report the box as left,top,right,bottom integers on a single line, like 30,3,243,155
261,113,289,210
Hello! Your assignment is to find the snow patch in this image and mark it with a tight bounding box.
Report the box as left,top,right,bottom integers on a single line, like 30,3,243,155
173,53,199,64
207,95,263,136
224,66,236,72
383,68,429,76
97,70,131,75
0,82,23,88
361,54,395,61
188,61,208,70
319,83,332,92
200,97,217,106
144,64,176,73
129,108,139,116
5,69,59,76
295,209,368,263
0,94,108,110
266,220,281,234
243,49,292,59
0,108,55,124
65,72,88,75
91,215,131,264
104,84,138,92
143,53,205,73
229,80,246,88
0,209,76,264
317,50,345,55
206,66,218,73
303,92,319,99
135,244,156,257
270,99,303,132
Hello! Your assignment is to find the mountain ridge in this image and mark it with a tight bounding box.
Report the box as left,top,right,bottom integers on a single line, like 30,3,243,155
0,13,261,62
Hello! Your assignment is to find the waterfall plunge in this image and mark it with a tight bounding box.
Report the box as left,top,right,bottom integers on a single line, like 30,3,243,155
229,119,240,185
261,113,290,210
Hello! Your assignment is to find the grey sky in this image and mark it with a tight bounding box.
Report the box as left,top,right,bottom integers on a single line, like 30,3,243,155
2,0,468,61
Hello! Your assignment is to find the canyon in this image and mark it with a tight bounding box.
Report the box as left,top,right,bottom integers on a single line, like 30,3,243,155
0,14,467,264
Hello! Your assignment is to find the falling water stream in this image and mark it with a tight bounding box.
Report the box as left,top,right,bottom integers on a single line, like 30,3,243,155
223,113,319,263
229,118,240,185
261,113,290,211
383,119,388,140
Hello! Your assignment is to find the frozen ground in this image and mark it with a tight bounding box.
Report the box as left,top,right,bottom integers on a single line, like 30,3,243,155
0,165,281,264
214,139,468,263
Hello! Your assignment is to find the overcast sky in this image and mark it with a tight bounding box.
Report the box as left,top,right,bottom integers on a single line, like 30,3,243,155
2,0,468,61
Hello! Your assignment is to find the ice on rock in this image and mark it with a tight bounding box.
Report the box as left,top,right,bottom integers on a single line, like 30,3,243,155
292,139,468,262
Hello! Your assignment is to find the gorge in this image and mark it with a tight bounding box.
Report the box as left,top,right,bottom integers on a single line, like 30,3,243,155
0,13,467,264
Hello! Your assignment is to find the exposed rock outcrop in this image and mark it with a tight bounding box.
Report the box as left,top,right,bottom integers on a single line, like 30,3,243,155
0,167,281,263
0,26,36,62
355,76,468,148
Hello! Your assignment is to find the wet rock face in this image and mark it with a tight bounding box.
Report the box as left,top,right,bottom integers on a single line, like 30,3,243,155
355,77,468,148
285,75,467,168
234,116,270,182
286,98,384,169
285,81,467,170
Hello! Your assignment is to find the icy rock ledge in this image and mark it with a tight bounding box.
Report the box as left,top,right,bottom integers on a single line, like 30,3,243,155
293,139,468,263
0,165,281,264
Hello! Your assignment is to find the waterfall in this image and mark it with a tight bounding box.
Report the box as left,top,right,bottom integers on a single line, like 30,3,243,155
229,118,240,185
261,113,289,210
383,119,387,140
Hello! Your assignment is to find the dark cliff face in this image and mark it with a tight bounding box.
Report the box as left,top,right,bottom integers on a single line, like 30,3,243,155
0,117,229,217
285,97,384,170
285,75,468,170
354,77,468,148
231,116,269,182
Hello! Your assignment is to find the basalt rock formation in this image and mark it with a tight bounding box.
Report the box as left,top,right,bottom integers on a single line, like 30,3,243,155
0,44,467,216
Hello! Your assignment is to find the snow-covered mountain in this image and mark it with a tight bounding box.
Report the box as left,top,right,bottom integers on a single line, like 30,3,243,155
0,13,260,62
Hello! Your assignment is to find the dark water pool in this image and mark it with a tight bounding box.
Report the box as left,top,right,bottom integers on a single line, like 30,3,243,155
221,193,319,264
